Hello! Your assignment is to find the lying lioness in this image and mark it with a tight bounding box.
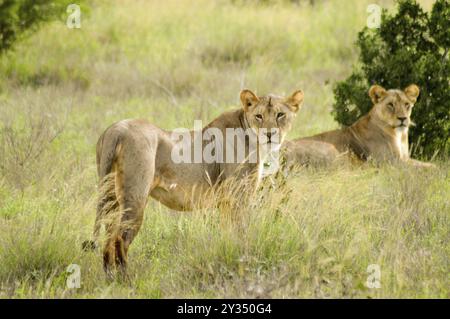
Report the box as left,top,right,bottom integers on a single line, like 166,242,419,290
282,139,340,167
87,89,303,276
294,84,433,167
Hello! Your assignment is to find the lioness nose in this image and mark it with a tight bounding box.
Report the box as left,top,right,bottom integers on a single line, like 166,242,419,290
265,132,273,141
397,117,407,122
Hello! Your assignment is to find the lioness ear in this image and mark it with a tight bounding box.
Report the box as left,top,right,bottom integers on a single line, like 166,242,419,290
369,85,387,104
285,90,304,112
240,89,259,112
404,84,420,103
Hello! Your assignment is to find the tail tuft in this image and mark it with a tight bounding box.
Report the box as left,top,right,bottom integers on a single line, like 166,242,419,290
82,240,98,252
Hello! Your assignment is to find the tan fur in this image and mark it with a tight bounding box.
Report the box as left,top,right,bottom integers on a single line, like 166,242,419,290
282,139,340,167
90,89,303,276
298,84,434,167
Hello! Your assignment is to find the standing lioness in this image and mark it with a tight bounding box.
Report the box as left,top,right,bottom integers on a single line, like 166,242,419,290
88,89,303,276
298,84,433,167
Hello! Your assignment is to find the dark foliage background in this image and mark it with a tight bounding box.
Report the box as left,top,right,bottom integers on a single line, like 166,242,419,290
0,0,84,53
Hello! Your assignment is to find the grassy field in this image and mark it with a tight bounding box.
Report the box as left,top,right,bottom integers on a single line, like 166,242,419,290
0,0,448,298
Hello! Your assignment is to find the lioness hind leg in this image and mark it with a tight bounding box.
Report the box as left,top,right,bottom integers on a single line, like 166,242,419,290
115,198,147,277
103,222,117,279
102,178,150,277
106,138,155,277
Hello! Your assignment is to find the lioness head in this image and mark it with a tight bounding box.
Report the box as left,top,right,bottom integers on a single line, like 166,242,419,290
240,89,303,149
369,84,420,131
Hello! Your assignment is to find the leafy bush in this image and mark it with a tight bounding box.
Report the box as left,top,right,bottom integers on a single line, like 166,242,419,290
0,0,76,53
333,0,450,158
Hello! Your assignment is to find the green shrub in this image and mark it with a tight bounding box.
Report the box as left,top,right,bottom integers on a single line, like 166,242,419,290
0,0,79,53
333,0,450,158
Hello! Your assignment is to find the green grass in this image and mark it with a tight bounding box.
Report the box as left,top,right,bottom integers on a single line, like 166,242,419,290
0,0,447,298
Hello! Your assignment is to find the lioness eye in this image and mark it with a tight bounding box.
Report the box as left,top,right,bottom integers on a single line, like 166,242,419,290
405,103,411,110
277,112,286,120
387,103,394,111
255,114,263,121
